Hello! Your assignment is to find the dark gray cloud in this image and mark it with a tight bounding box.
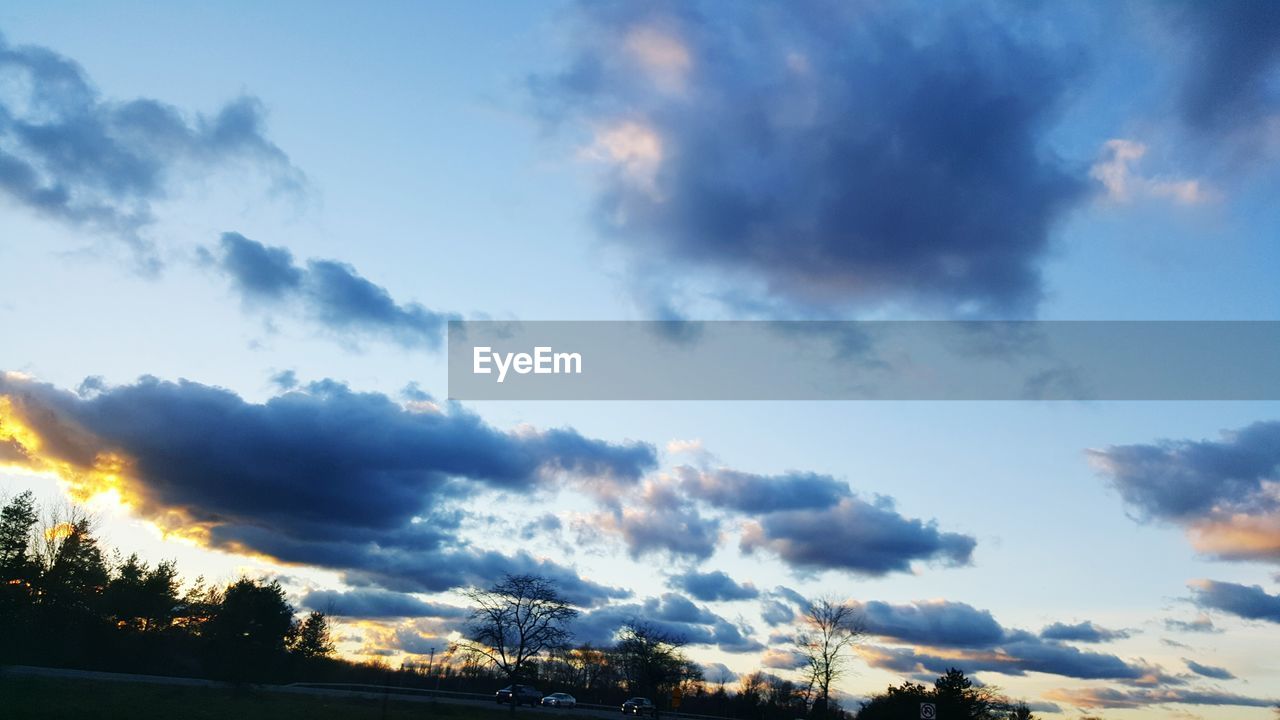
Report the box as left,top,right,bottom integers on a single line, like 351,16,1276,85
300,588,468,619
1090,421,1280,522
740,496,975,576
1167,3,1280,140
1089,421,1280,563
1190,580,1280,624
210,232,458,350
520,513,563,541
860,637,1152,683
392,628,451,656
269,369,299,391
571,593,763,653
1039,621,1130,643
0,373,651,605
759,586,805,626
0,33,298,264
592,503,721,561
855,599,1184,685
1046,685,1279,710
860,635,1152,681
1184,659,1234,680
857,599,1005,649
677,467,851,513
533,2,1086,316
669,569,758,601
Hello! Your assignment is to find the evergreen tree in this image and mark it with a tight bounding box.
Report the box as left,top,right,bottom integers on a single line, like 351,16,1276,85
292,610,336,658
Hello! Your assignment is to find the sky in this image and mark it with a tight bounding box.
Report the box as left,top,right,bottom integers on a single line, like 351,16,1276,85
1,1,1279,717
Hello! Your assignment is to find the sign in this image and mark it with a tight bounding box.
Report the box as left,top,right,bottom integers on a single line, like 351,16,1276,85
920,702,936,719
671,687,682,708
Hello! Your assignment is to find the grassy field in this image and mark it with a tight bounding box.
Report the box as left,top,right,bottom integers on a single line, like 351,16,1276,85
0,675,528,720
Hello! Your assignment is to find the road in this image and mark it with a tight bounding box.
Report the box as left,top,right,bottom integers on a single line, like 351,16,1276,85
1,666,729,720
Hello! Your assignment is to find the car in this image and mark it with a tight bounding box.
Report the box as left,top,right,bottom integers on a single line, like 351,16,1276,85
542,693,577,708
496,685,543,706
621,697,657,716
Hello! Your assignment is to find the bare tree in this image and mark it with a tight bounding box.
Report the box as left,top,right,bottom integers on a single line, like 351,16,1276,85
614,621,700,702
794,597,863,716
458,574,578,711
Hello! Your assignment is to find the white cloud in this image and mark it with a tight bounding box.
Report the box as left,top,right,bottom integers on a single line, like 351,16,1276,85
1091,139,1210,205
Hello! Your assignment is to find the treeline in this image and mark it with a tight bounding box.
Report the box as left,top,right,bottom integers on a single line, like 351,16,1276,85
1,491,1041,719
0,491,341,682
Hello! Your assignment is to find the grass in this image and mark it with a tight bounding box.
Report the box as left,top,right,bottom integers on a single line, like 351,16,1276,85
0,675,533,720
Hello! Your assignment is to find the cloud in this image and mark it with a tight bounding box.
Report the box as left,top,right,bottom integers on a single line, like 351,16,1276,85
669,569,758,601
300,588,468,619
571,593,763,652
1166,3,1280,142
677,467,851,513
740,496,976,576
587,504,721,562
1184,659,1234,680
1045,686,1279,710
0,33,299,265
209,232,458,350
1164,613,1220,634
1189,579,1280,624
1089,421,1280,563
0,372,650,605
859,638,1154,684
268,369,299,391
857,599,1005,649
582,473,722,560
759,586,805,626
853,600,1175,684
392,627,451,656
1090,139,1207,205
533,2,1087,316
699,662,739,684
761,648,807,670
1039,621,1130,643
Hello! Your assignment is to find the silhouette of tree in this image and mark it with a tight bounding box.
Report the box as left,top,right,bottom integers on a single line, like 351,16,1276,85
934,668,1001,719
614,621,701,703
795,597,863,716
292,610,336,658
1007,701,1036,720
0,490,38,574
0,491,40,662
855,670,1016,720
459,574,578,711
737,670,766,707
205,577,296,681
104,554,181,632
37,511,109,612
854,680,931,719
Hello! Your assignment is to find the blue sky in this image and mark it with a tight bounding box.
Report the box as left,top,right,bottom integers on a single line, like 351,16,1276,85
2,1,1279,716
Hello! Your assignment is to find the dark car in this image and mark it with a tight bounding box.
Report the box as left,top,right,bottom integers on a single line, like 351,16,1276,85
622,697,657,716
496,685,543,706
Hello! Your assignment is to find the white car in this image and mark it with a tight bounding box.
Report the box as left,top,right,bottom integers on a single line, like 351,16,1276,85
542,693,577,708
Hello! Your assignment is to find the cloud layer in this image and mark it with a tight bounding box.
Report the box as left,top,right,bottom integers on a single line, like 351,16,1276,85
533,2,1087,316
210,232,457,350
1090,420,1280,563
0,372,651,605
0,33,298,264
